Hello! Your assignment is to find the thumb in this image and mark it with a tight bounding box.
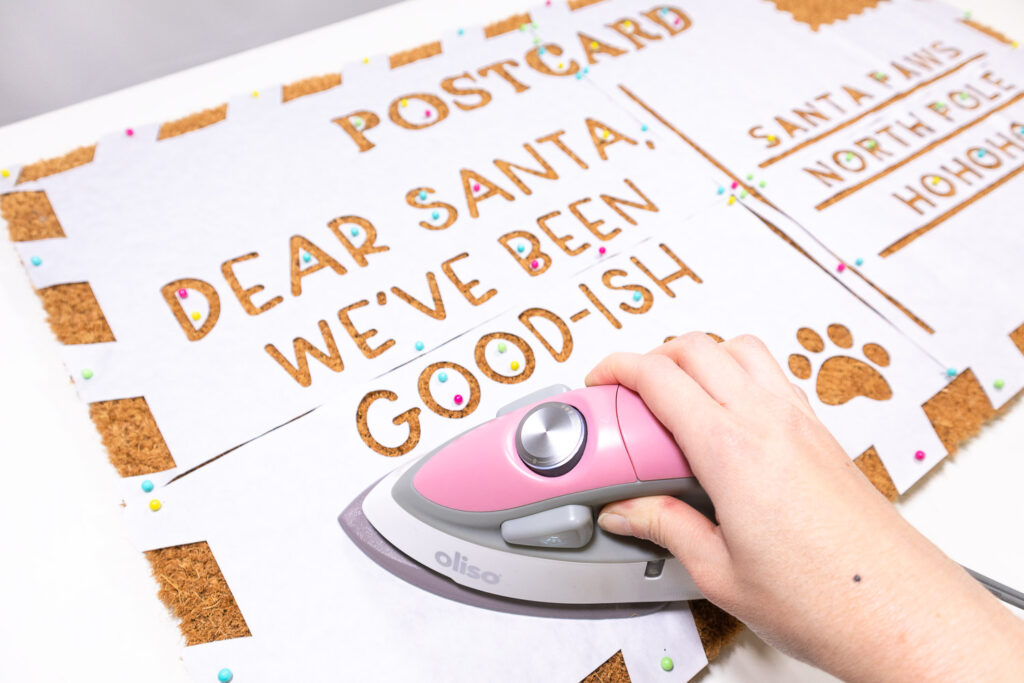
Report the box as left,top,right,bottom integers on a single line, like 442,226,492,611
598,496,724,570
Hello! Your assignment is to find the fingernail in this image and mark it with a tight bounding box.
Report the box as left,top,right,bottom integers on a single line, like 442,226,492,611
598,513,632,536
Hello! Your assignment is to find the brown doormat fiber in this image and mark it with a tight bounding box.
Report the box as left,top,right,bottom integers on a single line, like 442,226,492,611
281,73,343,103
157,104,229,141
146,542,251,646
16,145,96,184
90,397,177,477
961,17,1015,45
583,651,631,682
37,283,115,345
1,191,65,240
766,0,886,31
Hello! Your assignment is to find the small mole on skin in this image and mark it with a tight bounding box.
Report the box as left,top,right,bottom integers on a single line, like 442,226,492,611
853,574,862,583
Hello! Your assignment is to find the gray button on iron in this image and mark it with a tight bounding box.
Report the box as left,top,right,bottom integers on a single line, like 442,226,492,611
500,505,595,549
515,402,587,477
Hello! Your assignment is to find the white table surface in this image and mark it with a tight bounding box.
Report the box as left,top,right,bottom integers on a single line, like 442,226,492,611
1,1,1022,682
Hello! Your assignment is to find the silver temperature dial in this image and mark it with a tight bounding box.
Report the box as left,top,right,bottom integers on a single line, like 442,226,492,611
515,402,587,477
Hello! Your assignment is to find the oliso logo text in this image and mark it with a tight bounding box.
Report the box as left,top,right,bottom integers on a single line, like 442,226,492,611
435,550,501,584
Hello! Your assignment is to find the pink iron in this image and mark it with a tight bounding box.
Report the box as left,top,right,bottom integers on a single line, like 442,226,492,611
339,385,713,617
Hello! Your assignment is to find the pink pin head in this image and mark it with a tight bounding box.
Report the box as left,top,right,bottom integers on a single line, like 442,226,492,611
425,110,432,118
530,259,540,269
914,450,926,461
473,183,481,192
598,246,607,255
730,181,738,189
177,288,188,299
454,394,464,405
125,128,134,137
837,263,846,272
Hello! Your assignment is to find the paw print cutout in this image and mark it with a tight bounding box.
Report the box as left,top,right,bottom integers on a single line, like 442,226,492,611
787,324,892,405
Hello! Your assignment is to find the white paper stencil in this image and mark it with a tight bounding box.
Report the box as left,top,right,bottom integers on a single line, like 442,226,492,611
6,3,1023,681
3,1,753,472
122,199,949,683
586,0,1024,408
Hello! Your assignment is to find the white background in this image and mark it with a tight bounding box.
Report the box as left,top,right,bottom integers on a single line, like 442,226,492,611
0,0,405,125
1,1,1022,682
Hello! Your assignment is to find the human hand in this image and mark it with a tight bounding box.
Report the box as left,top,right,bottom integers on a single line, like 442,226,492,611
587,333,1024,681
